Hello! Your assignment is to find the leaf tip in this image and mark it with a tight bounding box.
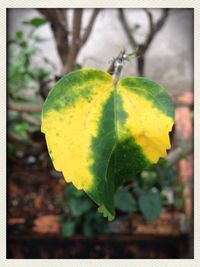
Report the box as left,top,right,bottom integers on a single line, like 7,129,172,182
98,205,115,221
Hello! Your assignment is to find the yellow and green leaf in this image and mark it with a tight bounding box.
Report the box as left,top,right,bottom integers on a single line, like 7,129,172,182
41,68,174,220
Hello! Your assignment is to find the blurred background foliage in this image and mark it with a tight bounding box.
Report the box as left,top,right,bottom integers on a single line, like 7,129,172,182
8,18,55,144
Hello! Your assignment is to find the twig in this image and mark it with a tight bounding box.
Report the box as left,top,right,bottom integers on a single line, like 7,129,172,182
19,113,40,126
107,60,115,75
145,9,169,48
118,8,169,75
65,9,83,72
143,8,153,35
38,8,101,73
166,140,193,164
113,51,126,87
8,101,42,113
8,132,24,143
55,9,68,34
118,9,137,48
80,9,100,47
107,49,138,76
37,8,69,66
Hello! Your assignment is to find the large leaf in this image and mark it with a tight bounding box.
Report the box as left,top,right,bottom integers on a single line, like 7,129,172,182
41,68,174,220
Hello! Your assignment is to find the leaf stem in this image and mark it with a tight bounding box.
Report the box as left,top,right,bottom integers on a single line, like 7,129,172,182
113,51,126,87
112,49,138,86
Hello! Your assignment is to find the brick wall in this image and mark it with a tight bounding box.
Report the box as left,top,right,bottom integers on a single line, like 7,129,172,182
173,91,193,230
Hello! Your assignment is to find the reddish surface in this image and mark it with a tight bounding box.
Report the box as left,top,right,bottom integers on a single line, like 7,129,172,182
8,157,65,219
174,91,193,228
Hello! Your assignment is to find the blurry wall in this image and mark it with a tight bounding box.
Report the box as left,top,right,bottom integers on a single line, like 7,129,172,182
8,8,193,96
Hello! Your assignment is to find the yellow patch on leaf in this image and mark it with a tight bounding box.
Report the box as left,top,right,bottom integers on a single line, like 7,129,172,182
42,76,113,190
118,86,173,163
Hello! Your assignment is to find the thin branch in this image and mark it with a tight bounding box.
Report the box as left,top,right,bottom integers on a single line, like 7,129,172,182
19,113,40,126
118,9,137,48
37,8,69,66
107,60,115,75
8,101,42,113
38,8,100,73
166,140,193,164
37,8,57,21
65,9,83,72
80,9,100,46
145,8,169,48
107,54,121,75
143,8,153,35
107,49,137,75
113,50,126,86
154,9,169,33
71,8,83,49
55,9,68,34
37,8,68,33
118,8,170,76
8,132,24,143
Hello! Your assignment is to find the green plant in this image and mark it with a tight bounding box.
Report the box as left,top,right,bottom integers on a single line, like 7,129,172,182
59,184,110,238
58,158,184,236
114,158,184,222
8,17,55,141
8,17,54,99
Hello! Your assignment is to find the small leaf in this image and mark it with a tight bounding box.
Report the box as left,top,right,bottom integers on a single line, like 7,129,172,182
61,221,76,237
64,184,84,199
158,158,177,186
83,213,109,237
7,38,16,45
139,192,162,222
69,198,92,217
23,17,48,27
34,35,48,42
35,68,50,80
141,170,157,185
175,183,184,195
7,143,15,158
16,31,23,39
19,41,27,48
174,198,184,209
83,219,94,237
115,188,137,212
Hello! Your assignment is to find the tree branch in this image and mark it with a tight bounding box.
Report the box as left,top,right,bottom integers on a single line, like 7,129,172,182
154,9,169,33
55,9,68,34
118,8,169,76
65,9,83,72
80,9,100,47
118,9,137,48
145,8,169,49
38,8,101,73
143,8,153,36
113,50,126,87
8,132,24,143
37,8,69,66
19,113,40,126
166,139,193,164
8,101,42,113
